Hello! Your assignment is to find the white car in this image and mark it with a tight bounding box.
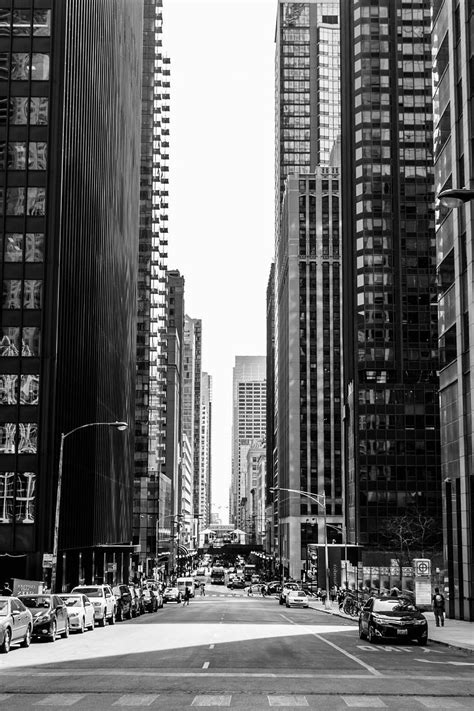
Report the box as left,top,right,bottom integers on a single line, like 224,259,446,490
60,594,95,633
0,596,33,653
286,590,309,608
71,585,116,627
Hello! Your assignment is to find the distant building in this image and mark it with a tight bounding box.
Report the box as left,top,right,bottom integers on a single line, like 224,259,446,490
199,372,212,527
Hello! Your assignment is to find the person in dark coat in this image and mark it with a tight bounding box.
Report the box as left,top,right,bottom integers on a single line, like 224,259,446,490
432,587,445,627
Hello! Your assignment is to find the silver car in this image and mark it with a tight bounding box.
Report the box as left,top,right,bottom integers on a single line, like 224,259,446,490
0,596,33,653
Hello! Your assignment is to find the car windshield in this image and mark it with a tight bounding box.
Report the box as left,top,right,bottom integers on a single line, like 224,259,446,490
0,600,8,616
165,588,177,594
20,596,50,608
373,599,417,613
61,596,81,607
75,587,103,597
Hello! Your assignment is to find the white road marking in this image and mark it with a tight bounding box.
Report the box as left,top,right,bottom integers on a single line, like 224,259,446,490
309,632,383,677
342,697,387,708
268,695,309,706
202,661,210,669
415,698,465,708
34,695,86,706
209,644,215,649
280,614,296,624
416,659,474,666
112,695,159,707
191,695,231,706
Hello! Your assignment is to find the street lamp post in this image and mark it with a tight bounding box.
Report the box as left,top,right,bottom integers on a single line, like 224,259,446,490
270,486,332,610
437,187,474,208
50,420,128,593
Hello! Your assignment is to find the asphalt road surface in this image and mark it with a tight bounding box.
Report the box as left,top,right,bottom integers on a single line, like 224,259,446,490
0,583,473,710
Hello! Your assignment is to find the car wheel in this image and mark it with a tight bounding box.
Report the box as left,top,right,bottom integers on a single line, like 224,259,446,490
367,625,377,644
108,610,116,625
1,628,11,653
21,625,32,648
49,621,57,642
98,615,106,627
61,621,69,639
286,602,290,608
88,618,95,631
359,622,366,640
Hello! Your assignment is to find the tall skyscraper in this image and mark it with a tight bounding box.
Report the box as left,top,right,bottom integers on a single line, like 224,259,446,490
133,0,170,578
432,0,474,621
0,2,142,586
199,372,212,528
340,1,441,552
273,0,342,581
230,356,266,530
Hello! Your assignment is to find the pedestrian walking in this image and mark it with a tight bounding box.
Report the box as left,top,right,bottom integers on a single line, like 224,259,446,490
200,582,205,596
261,584,267,597
182,587,191,606
1,581,12,596
432,587,445,627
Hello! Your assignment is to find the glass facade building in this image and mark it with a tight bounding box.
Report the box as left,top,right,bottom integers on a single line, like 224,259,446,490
133,0,171,578
0,1,142,585
273,0,342,581
432,0,474,621
341,0,441,551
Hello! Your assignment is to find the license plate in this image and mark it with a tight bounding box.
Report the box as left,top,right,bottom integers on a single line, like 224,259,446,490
397,629,408,635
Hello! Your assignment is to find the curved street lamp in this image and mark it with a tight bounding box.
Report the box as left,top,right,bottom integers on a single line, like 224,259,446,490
437,188,474,209
51,420,128,592
270,486,331,610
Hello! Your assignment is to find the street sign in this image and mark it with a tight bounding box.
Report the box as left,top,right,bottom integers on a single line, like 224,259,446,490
413,559,431,577
42,553,53,568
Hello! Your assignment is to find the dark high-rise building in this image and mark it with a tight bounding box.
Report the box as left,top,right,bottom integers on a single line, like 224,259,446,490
273,0,343,581
340,0,441,551
0,2,142,586
133,0,170,578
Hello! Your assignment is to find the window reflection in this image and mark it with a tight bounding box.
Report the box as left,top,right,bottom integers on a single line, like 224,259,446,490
23,280,42,309
12,9,31,35
0,10,10,36
18,423,37,453
11,53,49,80
20,374,39,405
22,327,40,356
16,472,36,523
0,375,17,404
11,53,30,80
33,10,51,36
3,280,22,309
5,187,26,215
28,142,47,170
0,423,16,453
31,53,49,80
7,142,27,169
27,187,46,215
4,234,23,262
0,328,20,356
0,472,14,523
0,53,8,80
9,97,28,124
25,234,44,262
29,97,48,125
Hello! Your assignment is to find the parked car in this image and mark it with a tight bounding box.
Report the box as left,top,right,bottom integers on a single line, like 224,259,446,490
141,587,157,613
143,582,164,609
0,596,33,653
266,581,282,595
134,586,146,615
359,595,428,645
59,593,95,633
71,585,116,627
227,577,246,589
279,582,301,605
128,585,142,617
19,594,69,642
286,590,309,608
112,585,133,621
163,587,181,603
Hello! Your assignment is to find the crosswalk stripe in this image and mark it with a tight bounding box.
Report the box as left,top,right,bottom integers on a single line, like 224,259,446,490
191,695,232,706
34,695,86,706
268,696,309,707
415,699,464,708
342,697,387,708
112,695,159,706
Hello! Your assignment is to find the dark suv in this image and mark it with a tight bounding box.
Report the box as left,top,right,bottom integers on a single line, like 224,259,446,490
112,585,133,621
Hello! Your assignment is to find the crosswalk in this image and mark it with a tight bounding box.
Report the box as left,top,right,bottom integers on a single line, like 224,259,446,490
0,694,473,709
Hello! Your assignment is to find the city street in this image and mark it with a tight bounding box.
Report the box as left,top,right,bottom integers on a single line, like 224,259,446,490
0,585,472,709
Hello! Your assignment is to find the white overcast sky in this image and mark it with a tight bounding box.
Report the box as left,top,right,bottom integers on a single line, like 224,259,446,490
164,0,276,522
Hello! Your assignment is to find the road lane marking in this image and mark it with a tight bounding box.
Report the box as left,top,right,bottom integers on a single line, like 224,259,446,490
309,633,383,677
191,695,231,706
416,659,474,666
342,697,387,708
268,696,309,707
415,699,465,708
280,614,296,624
209,644,215,649
202,661,210,669
34,695,86,706
112,696,159,707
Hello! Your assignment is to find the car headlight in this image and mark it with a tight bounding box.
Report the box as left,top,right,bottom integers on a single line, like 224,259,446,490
35,614,51,624
412,619,427,625
93,602,102,607
69,613,79,620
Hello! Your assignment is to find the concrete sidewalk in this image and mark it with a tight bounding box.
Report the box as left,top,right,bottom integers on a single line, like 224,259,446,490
309,599,474,653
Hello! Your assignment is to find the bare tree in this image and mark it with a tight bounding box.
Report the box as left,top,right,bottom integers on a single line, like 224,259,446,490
380,509,441,566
